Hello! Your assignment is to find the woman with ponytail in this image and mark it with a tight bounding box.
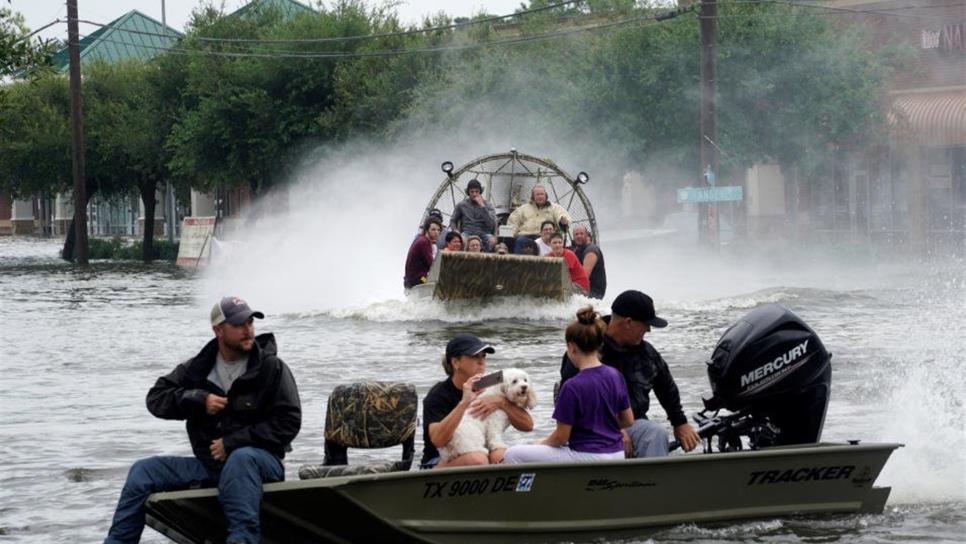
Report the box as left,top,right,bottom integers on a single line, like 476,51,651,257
503,306,634,464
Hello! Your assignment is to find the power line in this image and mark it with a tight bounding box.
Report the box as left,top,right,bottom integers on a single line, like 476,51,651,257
12,19,62,44
79,12,671,60
69,0,965,51
64,0,965,60
773,0,966,21
69,0,590,45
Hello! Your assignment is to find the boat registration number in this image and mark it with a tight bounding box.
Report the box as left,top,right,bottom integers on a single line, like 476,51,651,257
422,473,535,499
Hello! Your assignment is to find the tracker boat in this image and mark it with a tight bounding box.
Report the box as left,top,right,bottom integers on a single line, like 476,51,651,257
406,150,598,301
144,305,901,544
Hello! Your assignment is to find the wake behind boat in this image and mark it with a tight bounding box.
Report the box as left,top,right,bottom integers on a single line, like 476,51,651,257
143,304,901,543
406,150,598,301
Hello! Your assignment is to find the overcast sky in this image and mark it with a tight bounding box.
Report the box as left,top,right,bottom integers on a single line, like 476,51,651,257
12,0,526,41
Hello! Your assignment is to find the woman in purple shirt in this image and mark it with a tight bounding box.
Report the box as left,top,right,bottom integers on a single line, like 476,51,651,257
503,306,634,464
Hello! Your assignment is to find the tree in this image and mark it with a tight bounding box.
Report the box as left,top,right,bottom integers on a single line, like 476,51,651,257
0,75,71,200
166,4,317,197
83,60,177,261
166,1,441,195
401,0,900,187
1,6,56,76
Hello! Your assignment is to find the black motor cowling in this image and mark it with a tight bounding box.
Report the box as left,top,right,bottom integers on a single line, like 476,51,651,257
700,304,831,449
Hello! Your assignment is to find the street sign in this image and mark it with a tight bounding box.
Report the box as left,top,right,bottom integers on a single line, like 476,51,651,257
175,216,216,266
677,186,743,203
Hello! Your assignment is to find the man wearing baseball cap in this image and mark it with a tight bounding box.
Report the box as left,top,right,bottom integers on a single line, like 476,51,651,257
421,333,533,468
560,290,700,457
105,297,301,544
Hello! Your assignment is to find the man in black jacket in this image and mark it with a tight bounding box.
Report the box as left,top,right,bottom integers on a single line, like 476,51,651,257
561,290,699,457
105,297,301,544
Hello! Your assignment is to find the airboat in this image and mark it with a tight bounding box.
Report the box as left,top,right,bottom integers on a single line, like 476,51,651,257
144,304,901,543
406,150,598,301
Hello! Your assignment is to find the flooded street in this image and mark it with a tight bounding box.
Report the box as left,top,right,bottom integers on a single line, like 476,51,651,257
1,236,963,543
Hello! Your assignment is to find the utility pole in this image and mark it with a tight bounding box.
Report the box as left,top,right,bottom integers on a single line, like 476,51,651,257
162,0,177,244
699,0,719,248
67,0,88,264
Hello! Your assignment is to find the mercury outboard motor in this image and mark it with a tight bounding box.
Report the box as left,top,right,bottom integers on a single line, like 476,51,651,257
684,304,831,452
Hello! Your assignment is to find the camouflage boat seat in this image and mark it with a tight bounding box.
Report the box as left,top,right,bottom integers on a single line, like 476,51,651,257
298,382,418,480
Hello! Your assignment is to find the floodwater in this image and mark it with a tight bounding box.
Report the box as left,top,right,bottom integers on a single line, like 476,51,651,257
0,235,964,543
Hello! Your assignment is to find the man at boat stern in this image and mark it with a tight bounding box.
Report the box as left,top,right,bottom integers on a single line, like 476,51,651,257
560,290,700,457
104,297,301,544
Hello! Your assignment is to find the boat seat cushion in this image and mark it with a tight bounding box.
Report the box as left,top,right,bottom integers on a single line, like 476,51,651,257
324,381,418,448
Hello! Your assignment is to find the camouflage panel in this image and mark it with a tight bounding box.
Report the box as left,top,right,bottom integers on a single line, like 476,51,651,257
298,460,411,480
432,252,570,301
324,382,417,448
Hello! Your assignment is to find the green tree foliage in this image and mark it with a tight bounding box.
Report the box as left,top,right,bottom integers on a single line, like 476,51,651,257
84,60,174,261
1,6,56,76
403,0,901,183
165,1,443,194
0,76,71,198
171,2,346,193
1,0,902,253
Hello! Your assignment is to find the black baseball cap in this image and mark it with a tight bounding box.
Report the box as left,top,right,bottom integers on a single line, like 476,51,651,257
611,290,668,328
211,296,265,326
446,333,495,359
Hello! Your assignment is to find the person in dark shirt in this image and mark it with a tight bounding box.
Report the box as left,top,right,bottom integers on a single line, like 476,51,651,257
421,334,533,468
104,297,301,544
404,217,442,289
560,290,699,457
569,224,606,299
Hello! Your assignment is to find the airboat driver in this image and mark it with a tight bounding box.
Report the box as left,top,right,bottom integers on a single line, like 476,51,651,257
450,179,497,250
508,185,571,254
560,290,701,458
404,217,442,289
569,223,607,299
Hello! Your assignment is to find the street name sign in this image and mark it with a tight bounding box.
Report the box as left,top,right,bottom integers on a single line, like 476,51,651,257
677,186,743,203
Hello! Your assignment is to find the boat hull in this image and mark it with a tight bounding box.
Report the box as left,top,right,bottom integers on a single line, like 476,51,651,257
407,251,572,301
145,441,900,543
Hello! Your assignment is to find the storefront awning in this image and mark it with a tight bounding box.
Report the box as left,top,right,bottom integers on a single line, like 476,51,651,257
890,90,966,145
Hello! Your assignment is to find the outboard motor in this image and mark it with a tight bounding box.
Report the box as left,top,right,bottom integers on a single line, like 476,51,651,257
688,304,831,452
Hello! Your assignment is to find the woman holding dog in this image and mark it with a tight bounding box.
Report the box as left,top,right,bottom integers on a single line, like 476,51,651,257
503,306,633,464
420,333,534,469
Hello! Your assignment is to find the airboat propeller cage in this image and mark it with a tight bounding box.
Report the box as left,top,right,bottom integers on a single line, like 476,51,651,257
706,303,831,445
426,150,598,243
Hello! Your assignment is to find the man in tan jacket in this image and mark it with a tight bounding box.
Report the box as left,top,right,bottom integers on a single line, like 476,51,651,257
508,185,571,253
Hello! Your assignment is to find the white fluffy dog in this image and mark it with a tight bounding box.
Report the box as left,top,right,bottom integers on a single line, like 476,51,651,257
439,368,537,461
